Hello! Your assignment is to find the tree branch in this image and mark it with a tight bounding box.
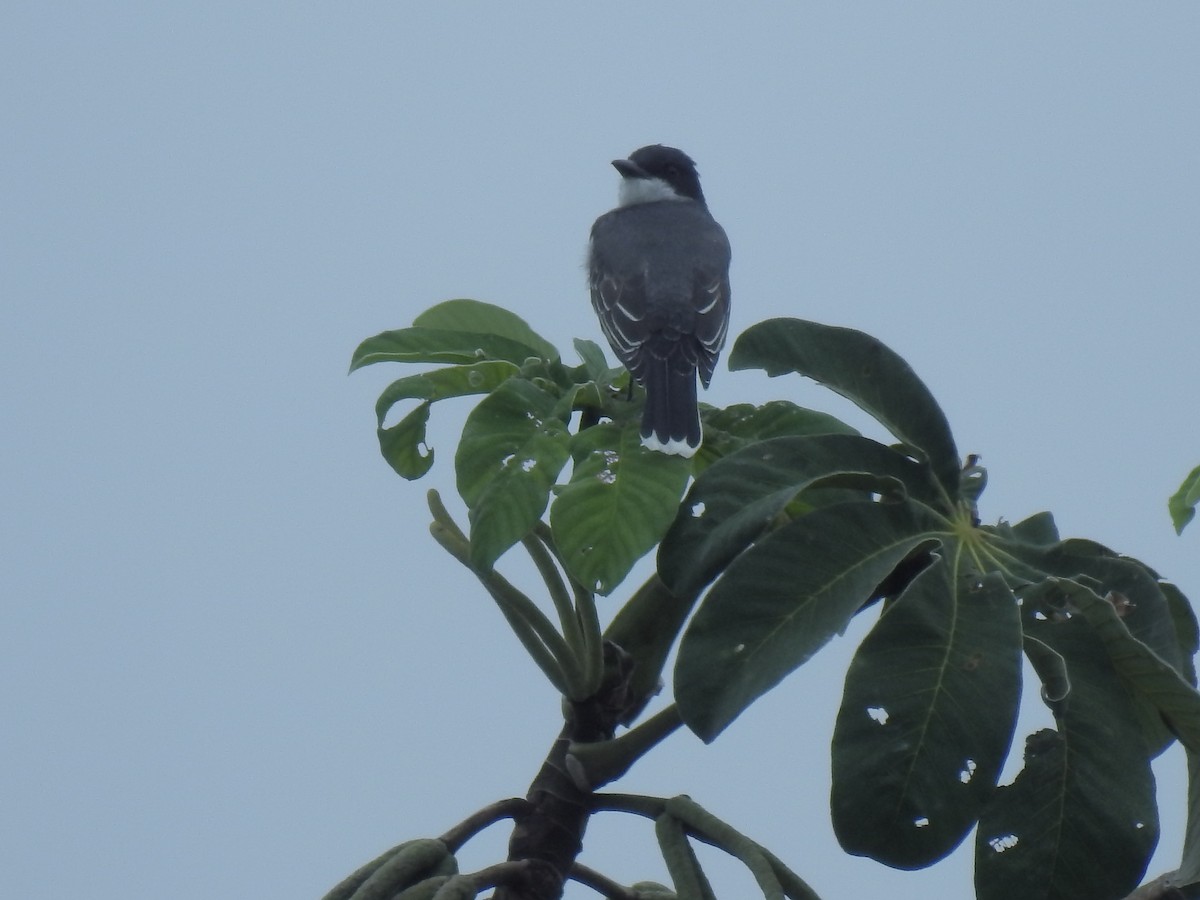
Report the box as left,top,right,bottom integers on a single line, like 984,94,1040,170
590,792,668,820
568,705,684,790
439,798,529,854
568,862,639,899
492,644,640,900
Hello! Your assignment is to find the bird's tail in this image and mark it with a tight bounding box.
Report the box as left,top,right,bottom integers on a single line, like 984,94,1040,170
640,354,701,457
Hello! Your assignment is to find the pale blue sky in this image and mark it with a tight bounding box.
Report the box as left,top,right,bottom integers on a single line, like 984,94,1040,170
3,4,1198,898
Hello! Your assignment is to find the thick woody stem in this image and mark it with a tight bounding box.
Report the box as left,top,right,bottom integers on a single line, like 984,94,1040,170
493,644,636,900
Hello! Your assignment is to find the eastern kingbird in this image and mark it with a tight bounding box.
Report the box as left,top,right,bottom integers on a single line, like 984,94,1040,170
588,145,731,457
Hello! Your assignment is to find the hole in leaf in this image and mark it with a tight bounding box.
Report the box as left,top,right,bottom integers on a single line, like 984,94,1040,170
959,759,977,783
988,834,1019,853
913,817,930,828
690,501,706,518
867,707,889,725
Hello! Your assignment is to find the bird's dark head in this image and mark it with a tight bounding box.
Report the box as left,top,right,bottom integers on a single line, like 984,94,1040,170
612,144,706,207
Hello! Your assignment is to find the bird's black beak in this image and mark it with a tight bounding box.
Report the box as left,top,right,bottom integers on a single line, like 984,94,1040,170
611,158,646,179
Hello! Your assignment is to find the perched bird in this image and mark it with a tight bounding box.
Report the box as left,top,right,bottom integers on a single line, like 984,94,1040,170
588,144,732,457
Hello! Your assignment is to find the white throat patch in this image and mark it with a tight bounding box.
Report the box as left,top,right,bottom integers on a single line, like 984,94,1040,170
618,177,685,207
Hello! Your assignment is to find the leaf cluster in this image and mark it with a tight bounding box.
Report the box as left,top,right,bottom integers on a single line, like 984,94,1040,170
349,300,1200,900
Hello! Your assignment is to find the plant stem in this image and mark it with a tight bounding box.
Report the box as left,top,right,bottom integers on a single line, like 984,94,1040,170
429,521,574,696
589,792,668,820
567,705,683,789
532,521,604,698
439,797,529,854
568,862,639,899
522,532,587,682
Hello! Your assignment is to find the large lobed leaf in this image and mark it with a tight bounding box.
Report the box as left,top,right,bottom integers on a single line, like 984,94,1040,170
693,400,858,472
353,300,560,482
1180,750,1200,889
373,361,520,480
1016,540,1185,673
975,609,1160,900
659,433,944,600
414,298,559,361
378,401,435,480
373,361,522,424
730,318,961,499
350,326,546,370
1007,538,1196,756
674,499,951,742
831,566,1023,869
550,422,690,596
572,337,618,385
455,379,570,571
1046,578,1200,754
1164,580,1200,688
350,298,558,371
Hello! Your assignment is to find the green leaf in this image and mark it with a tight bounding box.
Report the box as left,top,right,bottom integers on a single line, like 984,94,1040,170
703,400,857,441
378,401,435,480
660,434,943,599
572,338,614,383
1163,580,1200,687
350,327,547,371
1179,749,1200,886
550,422,690,596
1171,464,1200,535
373,362,521,425
455,379,570,570
695,400,858,471
730,319,961,499
831,567,1022,869
1010,544,1188,756
371,362,521,481
1009,539,1183,670
1023,635,1070,704
1050,577,1200,753
1009,511,1060,546
975,615,1158,900
675,499,950,742
413,298,559,361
